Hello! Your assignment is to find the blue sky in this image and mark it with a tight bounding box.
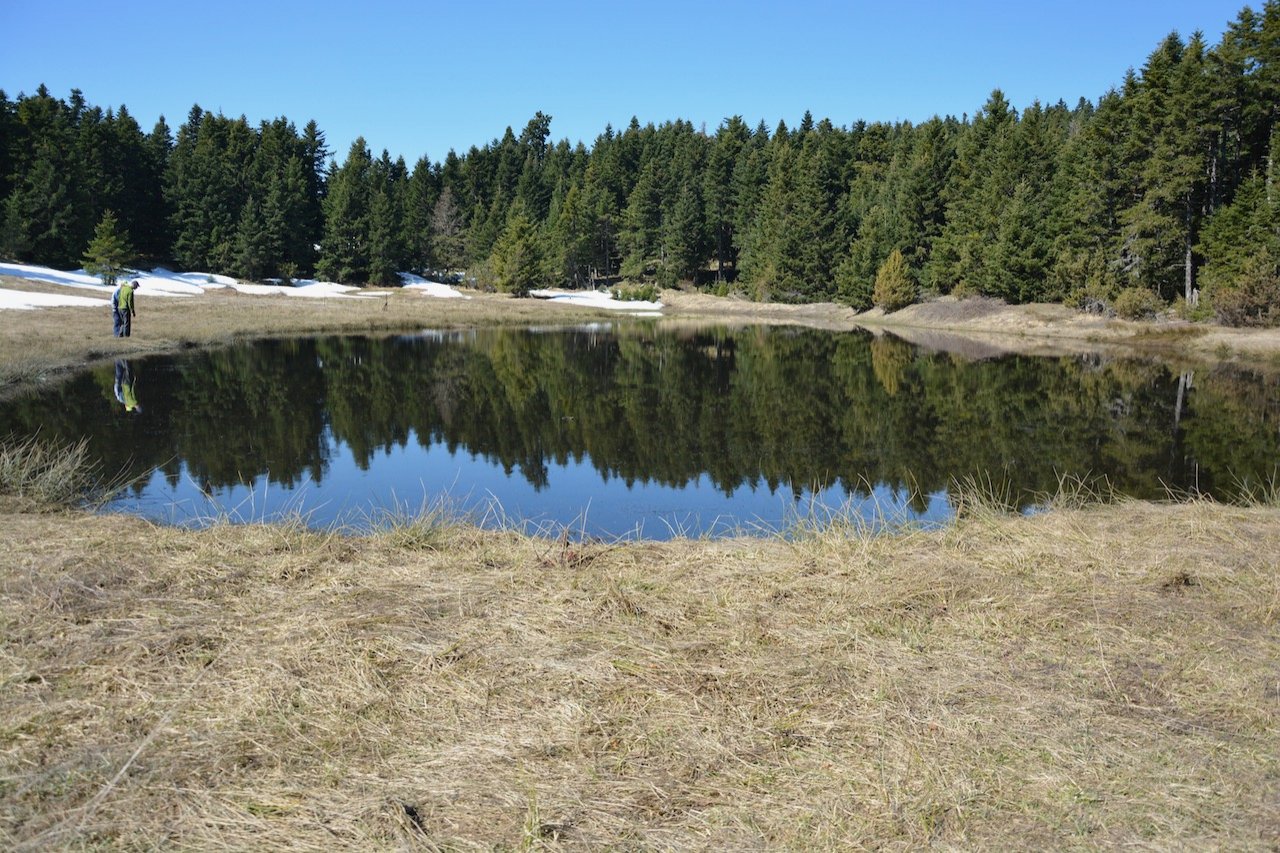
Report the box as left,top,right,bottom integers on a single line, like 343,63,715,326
1,0,1253,166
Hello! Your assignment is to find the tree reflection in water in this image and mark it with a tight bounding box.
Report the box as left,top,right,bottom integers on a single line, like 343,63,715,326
1,325,1277,537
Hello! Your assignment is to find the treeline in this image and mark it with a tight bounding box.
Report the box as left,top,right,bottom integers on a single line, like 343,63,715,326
1,2,1278,321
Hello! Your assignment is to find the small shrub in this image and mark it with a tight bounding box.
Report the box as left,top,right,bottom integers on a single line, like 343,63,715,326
1211,258,1280,328
612,282,659,302
950,280,983,300
1066,279,1119,315
1173,294,1214,322
467,258,497,293
1112,287,1165,320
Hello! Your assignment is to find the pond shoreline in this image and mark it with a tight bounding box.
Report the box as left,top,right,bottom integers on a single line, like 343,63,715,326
5,276,1280,399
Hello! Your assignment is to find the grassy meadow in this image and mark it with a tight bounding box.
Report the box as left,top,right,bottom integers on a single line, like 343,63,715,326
2,280,1280,848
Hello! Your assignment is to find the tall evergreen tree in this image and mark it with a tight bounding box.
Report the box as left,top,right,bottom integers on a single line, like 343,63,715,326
704,116,750,283
489,200,544,296
926,89,1017,294
2,87,92,266
430,185,467,272
317,138,374,284
403,156,440,273
548,181,595,287
1118,33,1214,300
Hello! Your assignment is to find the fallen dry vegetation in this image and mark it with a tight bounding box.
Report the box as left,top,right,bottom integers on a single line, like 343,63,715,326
2,492,1279,848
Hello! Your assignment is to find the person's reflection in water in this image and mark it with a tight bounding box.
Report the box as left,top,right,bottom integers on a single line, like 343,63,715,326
114,359,141,413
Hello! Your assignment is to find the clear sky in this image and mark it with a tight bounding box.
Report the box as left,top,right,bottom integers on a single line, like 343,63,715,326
0,0,1254,167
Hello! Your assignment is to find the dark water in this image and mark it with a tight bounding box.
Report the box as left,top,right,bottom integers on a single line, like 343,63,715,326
3,324,1278,538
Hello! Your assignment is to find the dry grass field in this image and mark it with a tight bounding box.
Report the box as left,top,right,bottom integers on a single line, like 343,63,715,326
2,277,1280,848
1,490,1278,849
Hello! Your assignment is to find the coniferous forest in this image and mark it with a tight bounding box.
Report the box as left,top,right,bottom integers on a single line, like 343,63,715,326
1,3,1278,323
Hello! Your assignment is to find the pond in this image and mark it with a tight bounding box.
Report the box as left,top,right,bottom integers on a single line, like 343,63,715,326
3,324,1278,538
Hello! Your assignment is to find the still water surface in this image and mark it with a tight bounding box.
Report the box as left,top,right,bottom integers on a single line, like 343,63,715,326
3,324,1277,538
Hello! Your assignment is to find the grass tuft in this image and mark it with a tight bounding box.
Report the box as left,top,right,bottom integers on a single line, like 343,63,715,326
0,433,107,506
949,472,1020,520
363,493,467,550
1232,469,1280,507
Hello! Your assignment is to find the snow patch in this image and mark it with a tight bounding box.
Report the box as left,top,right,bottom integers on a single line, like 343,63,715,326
0,263,662,313
0,288,110,310
531,288,664,312
400,272,469,299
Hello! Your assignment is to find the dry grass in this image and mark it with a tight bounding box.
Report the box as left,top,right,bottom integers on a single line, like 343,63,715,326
0,434,105,507
2,493,1278,849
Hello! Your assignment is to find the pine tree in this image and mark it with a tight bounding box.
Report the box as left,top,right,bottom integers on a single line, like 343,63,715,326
873,248,916,310
0,89,16,204
1049,91,1127,298
620,160,662,279
82,209,134,286
403,156,440,273
137,116,173,261
233,196,272,281
490,201,544,296
1198,170,1280,293
548,182,594,286
367,184,401,286
926,89,1016,293
1118,33,1214,300
317,138,373,284
273,156,314,276
661,181,705,285
703,116,749,283
430,185,467,272
838,203,896,309
3,88,93,266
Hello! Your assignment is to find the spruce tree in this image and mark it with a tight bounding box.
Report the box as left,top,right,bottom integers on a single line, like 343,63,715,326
620,159,662,279
430,185,467,272
873,248,916,311
233,196,272,281
317,138,373,284
82,209,134,286
661,182,705,285
403,156,440,273
367,185,401,286
1118,33,1213,300
549,182,594,286
926,89,1016,293
704,117,749,283
490,201,543,297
